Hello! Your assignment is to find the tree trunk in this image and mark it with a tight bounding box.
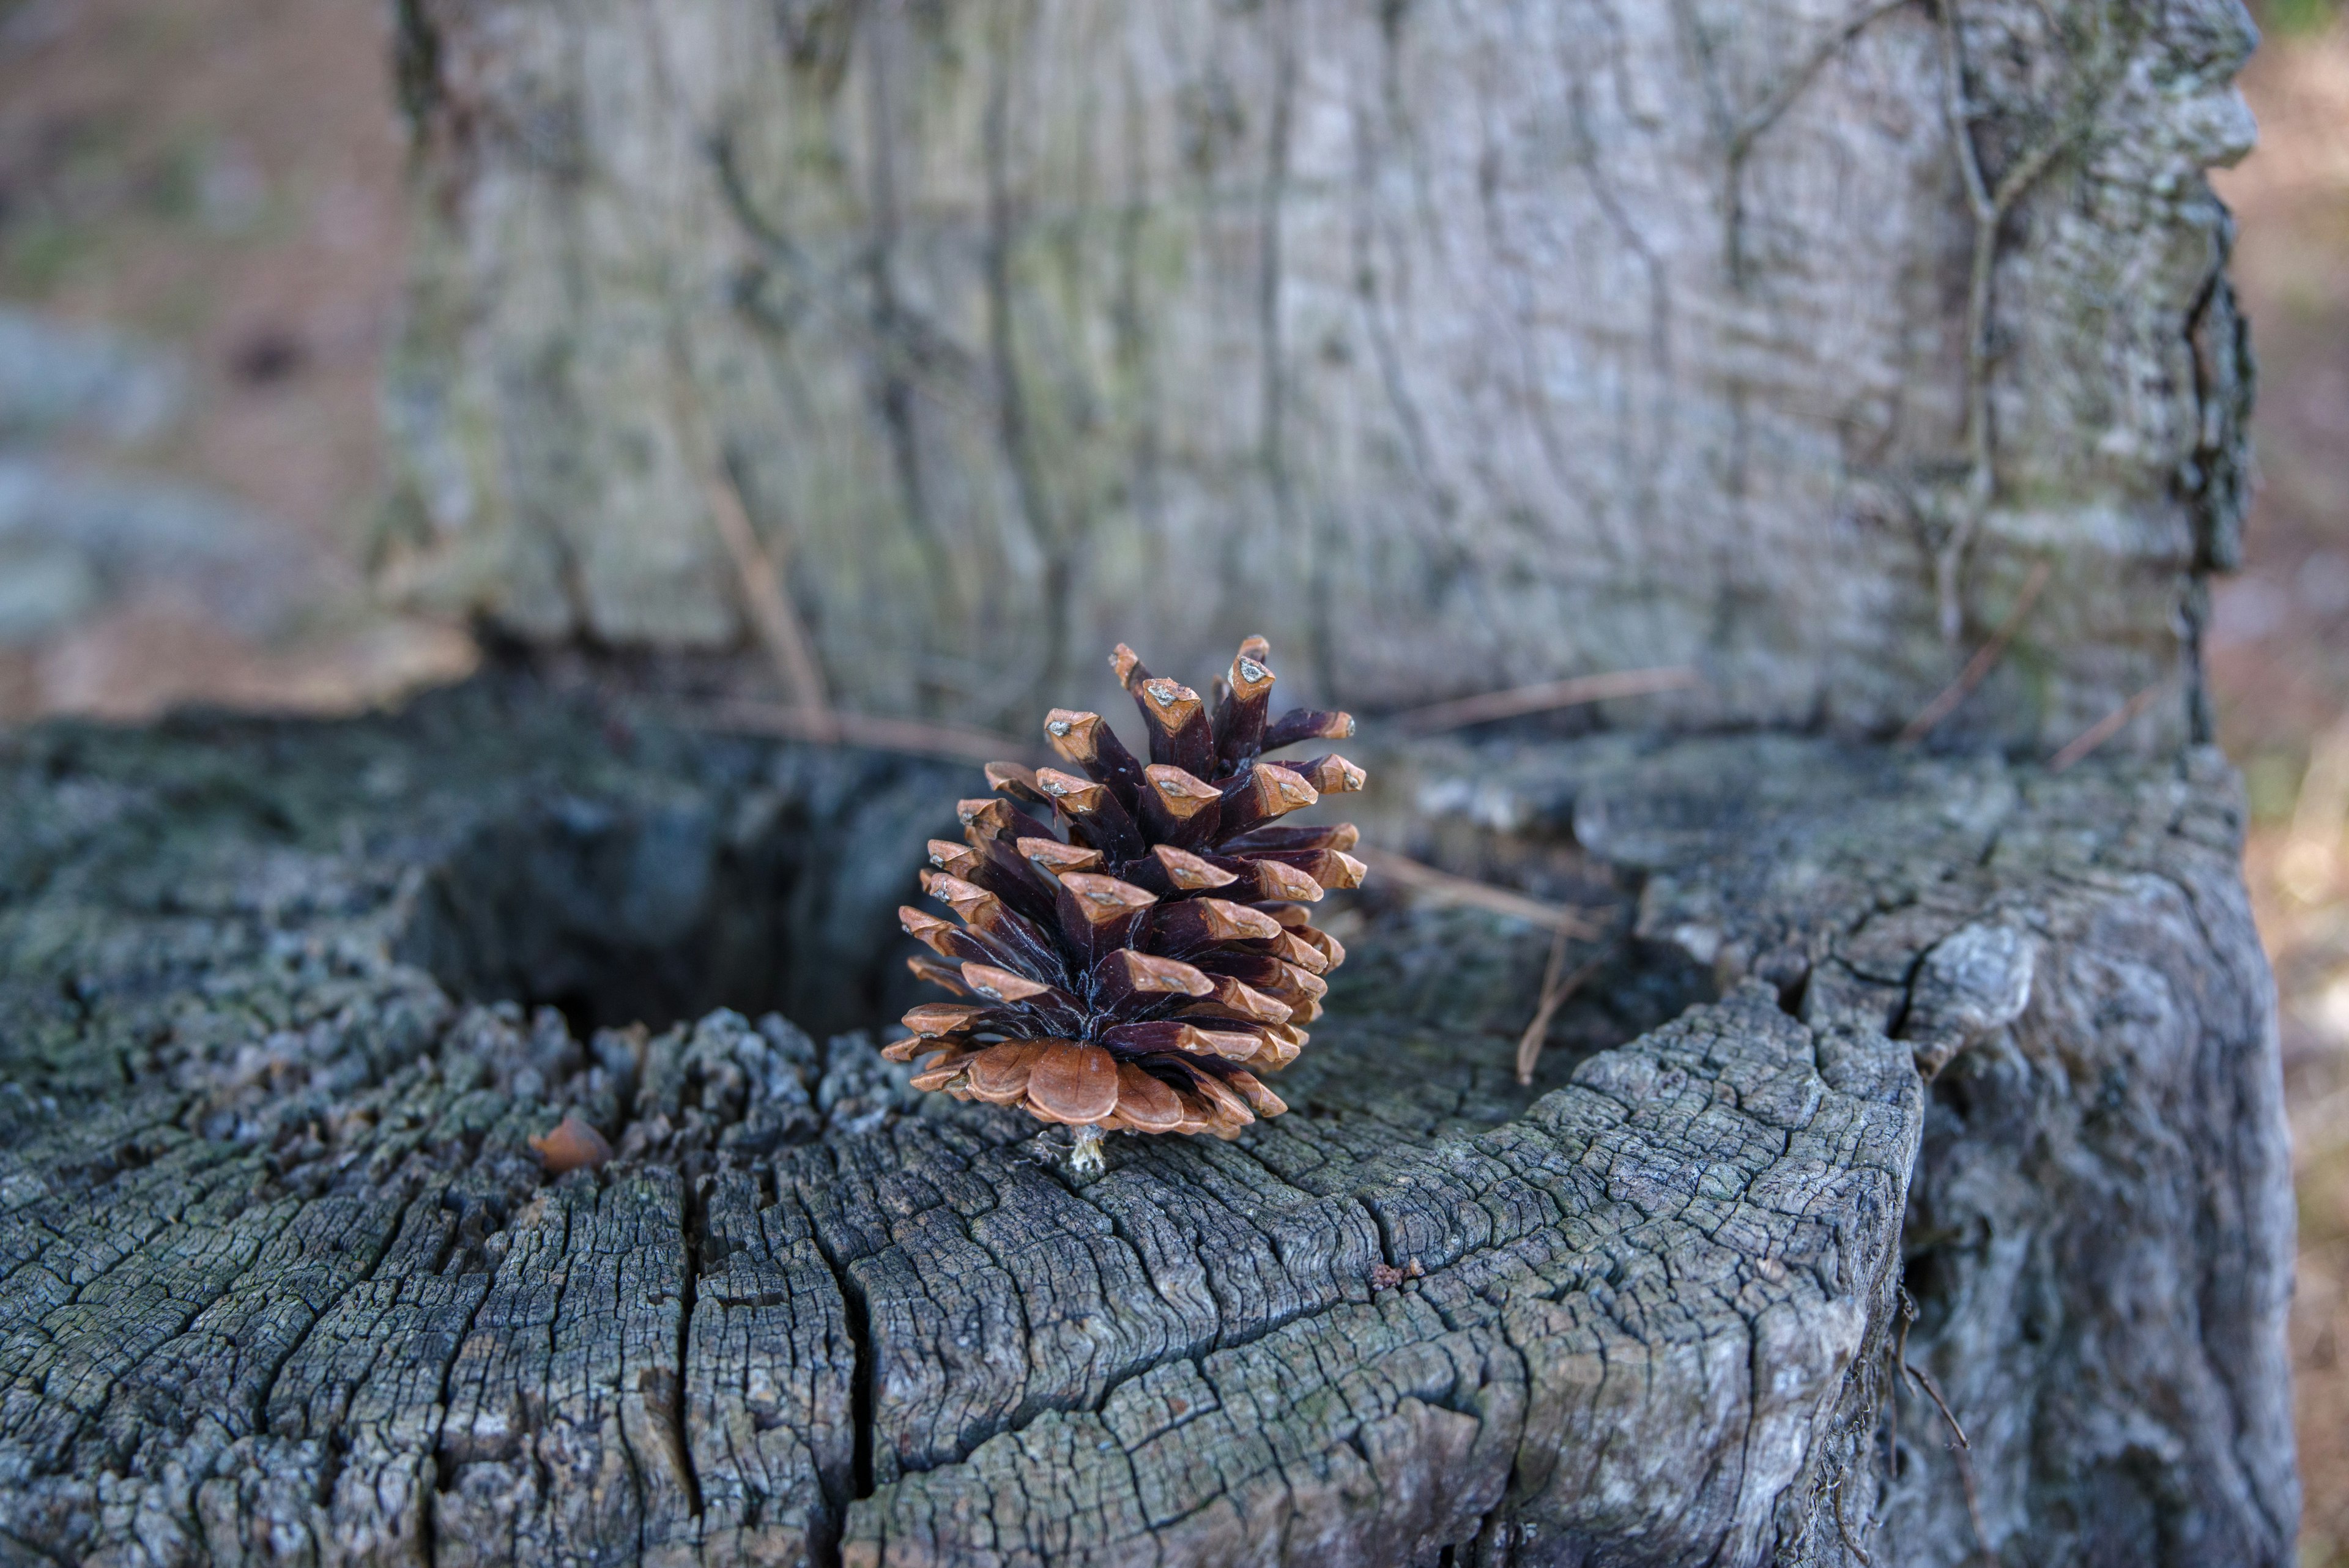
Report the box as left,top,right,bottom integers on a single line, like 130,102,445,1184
0,680,2292,1565
380,0,2253,753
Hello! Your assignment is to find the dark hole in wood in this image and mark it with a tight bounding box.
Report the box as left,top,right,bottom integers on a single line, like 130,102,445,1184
1250,825,1716,1137
1275,900,1720,1135
389,754,960,1041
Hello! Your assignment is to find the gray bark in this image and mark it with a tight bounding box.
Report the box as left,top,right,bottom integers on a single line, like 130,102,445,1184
380,0,2254,752
0,682,2291,1564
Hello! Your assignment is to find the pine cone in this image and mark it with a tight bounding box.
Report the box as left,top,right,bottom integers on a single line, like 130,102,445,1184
882,637,1365,1141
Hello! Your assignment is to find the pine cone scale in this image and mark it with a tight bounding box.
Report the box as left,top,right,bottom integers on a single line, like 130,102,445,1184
1111,1061,1186,1131
1043,708,1152,809
1026,1041,1121,1123
1136,679,1219,778
963,1039,1046,1103
1214,653,1276,768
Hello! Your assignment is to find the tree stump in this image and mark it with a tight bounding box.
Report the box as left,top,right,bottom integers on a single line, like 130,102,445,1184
0,681,2291,1565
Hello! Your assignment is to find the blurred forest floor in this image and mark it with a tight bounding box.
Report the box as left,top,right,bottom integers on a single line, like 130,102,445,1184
1,0,2348,1557
2214,8,2349,1562
0,0,469,718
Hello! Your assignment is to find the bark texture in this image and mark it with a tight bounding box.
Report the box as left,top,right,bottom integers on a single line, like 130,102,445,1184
0,682,2292,1565
380,0,2255,751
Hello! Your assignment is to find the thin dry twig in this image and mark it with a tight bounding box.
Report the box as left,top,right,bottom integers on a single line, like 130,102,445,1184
1954,1452,2000,1568
1831,1473,1874,1567
1390,666,1702,736
1353,848,1604,937
1902,1361,1970,1452
663,333,836,732
1520,926,1570,1084
1891,1291,1999,1568
701,448,836,734
1517,938,1610,1087
1898,559,2052,745
680,699,1044,767
2048,678,2173,773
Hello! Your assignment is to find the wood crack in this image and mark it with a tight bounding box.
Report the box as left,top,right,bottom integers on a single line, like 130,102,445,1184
247,1173,422,1444
789,1178,873,1568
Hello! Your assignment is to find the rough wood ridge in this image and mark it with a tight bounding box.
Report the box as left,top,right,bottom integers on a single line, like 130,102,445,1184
0,685,2291,1564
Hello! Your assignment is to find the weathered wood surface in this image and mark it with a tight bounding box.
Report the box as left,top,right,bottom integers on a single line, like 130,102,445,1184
1377,733,2297,1566
380,0,2254,752
0,683,2291,1565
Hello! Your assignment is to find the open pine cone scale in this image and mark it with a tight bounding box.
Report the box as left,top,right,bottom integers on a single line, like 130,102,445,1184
883,639,1365,1141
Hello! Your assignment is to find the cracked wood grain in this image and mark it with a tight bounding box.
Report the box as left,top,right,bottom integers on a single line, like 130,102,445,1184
0,682,2291,1564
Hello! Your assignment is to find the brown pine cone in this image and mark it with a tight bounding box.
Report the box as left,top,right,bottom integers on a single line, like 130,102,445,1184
883,637,1365,1142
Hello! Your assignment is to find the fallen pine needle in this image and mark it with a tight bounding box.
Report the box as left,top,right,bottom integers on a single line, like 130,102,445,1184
1898,559,2051,745
1516,929,1609,1085
2049,678,2173,773
1353,847,1603,936
1390,666,1702,735
666,333,836,732
1519,927,1570,1084
701,455,834,732
680,700,1045,767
